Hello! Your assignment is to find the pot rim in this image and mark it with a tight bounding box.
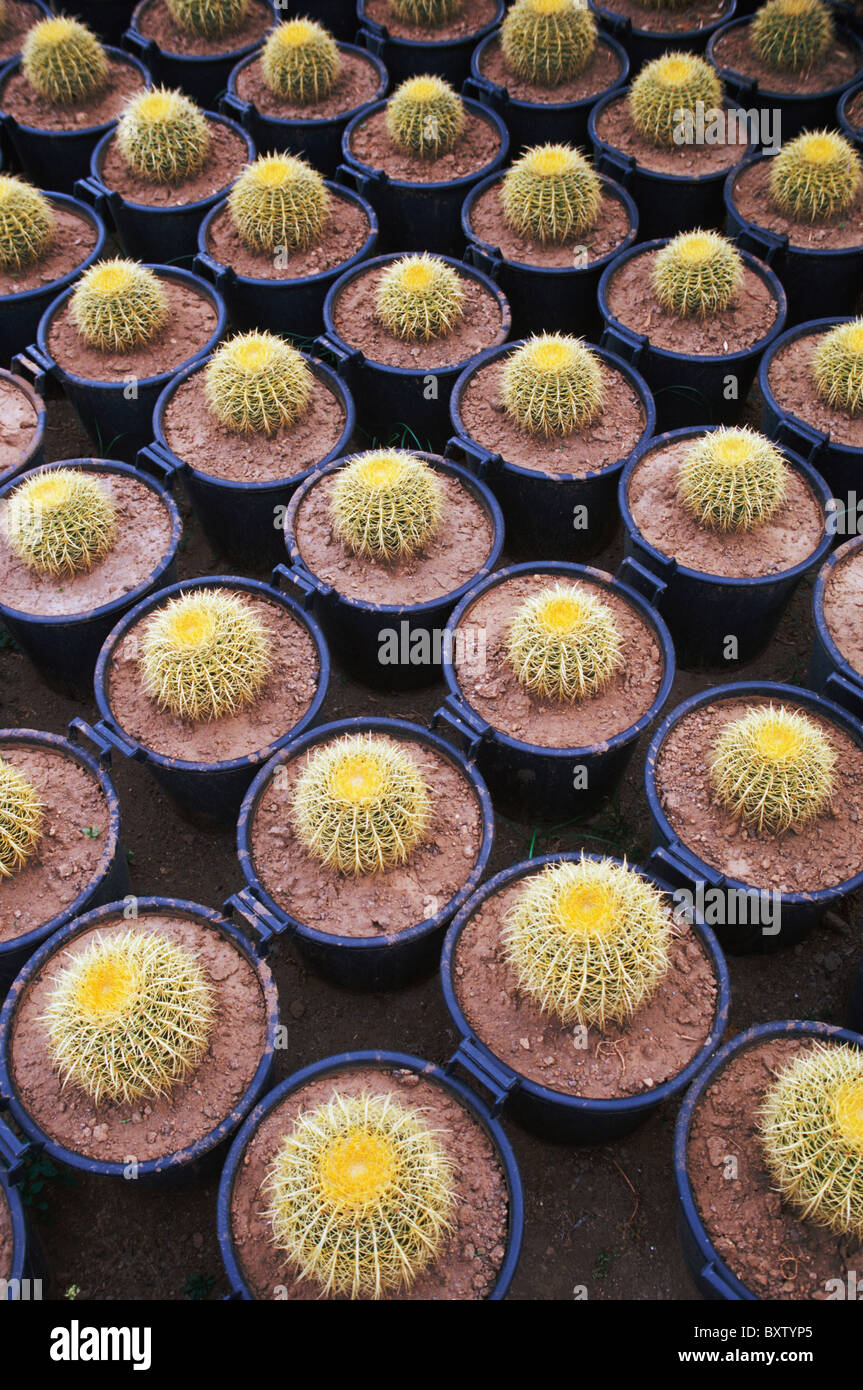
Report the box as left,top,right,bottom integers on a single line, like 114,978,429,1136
588,90,755,188
758,315,861,461
356,0,505,52
0,47,150,138
340,94,510,193
707,15,863,103
225,40,389,125
589,0,736,42
126,0,277,65
89,110,254,215
0,192,106,308
0,369,47,485
838,75,863,132
724,148,863,259
812,534,863,690
470,28,630,112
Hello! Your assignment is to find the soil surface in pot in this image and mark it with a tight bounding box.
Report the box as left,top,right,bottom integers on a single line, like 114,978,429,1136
712,22,861,93
363,0,499,42
0,1,48,62
0,203,99,296
730,159,863,251
0,470,175,616
452,570,665,748
468,178,631,268
0,740,112,945
163,364,346,484
47,275,219,383
655,695,863,892
595,0,731,31
766,327,863,449
347,105,501,183
477,32,623,104
331,260,505,368
0,1183,11,1280
605,248,778,353
235,46,382,120
454,874,717,1098
204,187,372,280
99,117,248,207
0,55,145,131
0,378,39,475
626,437,824,576
8,911,269,1163
459,355,646,478
822,545,863,674
293,467,495,604
687,1034,863,1298
136,0,273,55
593,93,749,174
250,731,483,937
106,589,319,762
229,1062,509,1300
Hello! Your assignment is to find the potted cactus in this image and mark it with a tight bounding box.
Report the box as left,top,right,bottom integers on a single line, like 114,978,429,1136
0,368,45,486
357,0,506,86
0,0,48,65
124,0,277,108
598,228,787,428
588,0,737,70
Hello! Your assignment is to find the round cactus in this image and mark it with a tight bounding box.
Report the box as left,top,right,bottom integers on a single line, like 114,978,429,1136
139,589,272,722
629,51,722,146
677,427,790,531
812,318,863,416
165,0,248,38
385,74,466,158
260,18,341,103
500,144,602,243
503,856,672,1028
292,732,432,875
44,929,214,1105
203,332,312,435
228,153,329,253
389,0,463,26
0,175,55,272
70,259,170,354
769,129,862,222
4,467,118,576
0,757,43,880
375,253,465,342
116,87,211,184
750,0,834,71
264,1089,455,1299
709,703,836,834
652,229,743,317
21,15,108,105
506,581,624,701
331,450,444,562
501,0,598,87
759,1042,863,1238
502,334,605,437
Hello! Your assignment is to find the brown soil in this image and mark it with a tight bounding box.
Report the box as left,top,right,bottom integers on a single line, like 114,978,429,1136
204,187,372,280
766,327,863,450
0,740,113,945
655,695,863,892
364,0,499,42
98,117,248,207
347,105,502,184
0,55,145,132
9,910,269,1163
0,376,39,476
47,275,219,383
163,365,346,484
467,179,631,267
605,248,779,354
459,355,646,478
0,204,99,297
0,1183,11,1281
712,22,861,94
106,588,320,763
687,1034,863,1298
0,470,175,616
293,467,495,604
478,32,623,104
136,0,273,56
593,93,750,174
849,89,863,129
452,570,665,748
822,543,863,674
250,731,483,938
235,46,384,120
626,436,825,577
228,1061,509,1300
730,158,863,251
331,260,506,368
454,873,717,1098
595,0,732,33
0,1,49,63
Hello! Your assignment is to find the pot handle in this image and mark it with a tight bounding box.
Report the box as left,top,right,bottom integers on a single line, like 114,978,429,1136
193,249,235,288
356,22,387,57
68,716,141,767
593,144,635,188
599,320,646,366
74,174,119,223
219,90,252,124
10,343,55,396
700,1260,743,1300
445,1038,519,1119
271,561,330,608
312,331,365,378
0,1110,32,1183
615,554,668,606
461,74,507,112
597,6,631,35
647,842,725,894
430,697,489,761
122,27,157,62
463,240,503,281
333,162,385,197
824,670,863,724
735,222,788,266
137,440,185,487
224,887,286,957
444,434,502,481
772,414,827,467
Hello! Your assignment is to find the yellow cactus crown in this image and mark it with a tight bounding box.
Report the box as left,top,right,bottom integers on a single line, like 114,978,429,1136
0,175,55,272
204,331,312,435
375,253,465,342
228,153,330,253
501,0,598,87
4,467,118,576
71,259,170,354
0,756,43,879
709,702,837,834
769,129,862,222
629,52,723,146
812,319,863,416
652,229,743,317
502,334,605,436
330,449,444,562
116,87,211,184
676,427,790,531
506,581,624,702
501,143,602,243
22,15,108,105
386,74,466,158
261,17,342,102
751,0,834,71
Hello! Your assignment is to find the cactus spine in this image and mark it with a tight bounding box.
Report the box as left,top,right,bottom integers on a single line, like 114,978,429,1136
769,130,862,221
228,153,329,253
0,176,55,272
331,450,444,562
70,260,170,354
166,0,248,39
139,589,272,722
750,0,834,71
677,427,789,531
506,581,624,701
812,319,863,415
709,703,837,834
260,18,341,103
375,253,465,341
502,334,605,436
204,331,312,435
629,52,722,146
21,15,108,105
385,75,466,158
652,229,743,317
4,467,118,576
501,0,598,86
0,757,43,879
116,88,211,184
501,143,602,242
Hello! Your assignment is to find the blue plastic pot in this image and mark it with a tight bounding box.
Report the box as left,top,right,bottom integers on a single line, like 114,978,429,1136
707,17,863,140
77,574,330,825
0,1109,36,1295
217,1047,524,1299
63,1,137,44
0,370,46,484
140,351,356,569
851,958,863,1032
339,96,509,256
194,178,378,338
13,265,227,462
437,560,676,822
838,76,863,149
0,727,128,996
618,428,833,668
317,251,511,451
75,113,254,265
674,1020,863,1299
441,852,730,1143
589,0,737,70
0,898,280,1184
598,239,787,430
230,715,495,990
123,0,278,107
0,49,150,193
461,170,638,340
356,0,505,86
645,681,863,951
808,536,863,715
447,339,655,559
221,42,388,174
